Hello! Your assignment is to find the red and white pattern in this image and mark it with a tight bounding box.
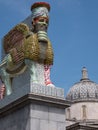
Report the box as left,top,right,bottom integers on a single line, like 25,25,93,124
0,84,5,99
44,65,55,87
44,65,52,85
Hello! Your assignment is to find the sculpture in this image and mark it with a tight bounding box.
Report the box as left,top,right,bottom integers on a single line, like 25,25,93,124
0,2,55,98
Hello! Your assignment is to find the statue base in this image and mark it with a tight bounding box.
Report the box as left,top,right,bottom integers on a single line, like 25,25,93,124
0,84,70,130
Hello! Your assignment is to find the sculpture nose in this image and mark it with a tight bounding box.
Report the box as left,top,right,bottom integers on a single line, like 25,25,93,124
39,21,48,27
43,22,47,26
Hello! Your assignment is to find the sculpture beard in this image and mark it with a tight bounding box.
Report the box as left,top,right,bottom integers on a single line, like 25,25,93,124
33,19,48,42
33,18,49,62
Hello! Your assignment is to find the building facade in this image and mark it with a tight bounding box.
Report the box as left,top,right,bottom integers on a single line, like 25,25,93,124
66,67,98,129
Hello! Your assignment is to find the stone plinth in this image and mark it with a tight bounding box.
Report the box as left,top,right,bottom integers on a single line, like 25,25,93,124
0,85,70,130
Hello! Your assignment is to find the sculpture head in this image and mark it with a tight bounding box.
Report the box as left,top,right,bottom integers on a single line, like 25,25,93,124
31,2,50,42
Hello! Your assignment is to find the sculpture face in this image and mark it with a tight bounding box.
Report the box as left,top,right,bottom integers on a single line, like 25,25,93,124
32,17,49,32
32,16,49,42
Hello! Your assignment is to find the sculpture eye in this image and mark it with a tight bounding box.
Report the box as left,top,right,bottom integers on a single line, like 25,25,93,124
39,19,44,22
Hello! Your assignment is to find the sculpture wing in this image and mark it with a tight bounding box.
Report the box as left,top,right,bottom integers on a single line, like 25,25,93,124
3,23,30,74
3,23,30,53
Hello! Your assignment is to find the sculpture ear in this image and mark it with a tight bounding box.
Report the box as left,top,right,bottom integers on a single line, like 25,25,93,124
32,20,35,26
31,21,34,32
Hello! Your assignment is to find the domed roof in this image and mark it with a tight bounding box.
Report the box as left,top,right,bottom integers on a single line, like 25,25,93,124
66,67,98,102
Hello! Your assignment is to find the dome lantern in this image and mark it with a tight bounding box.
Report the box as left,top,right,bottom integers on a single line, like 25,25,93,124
80,67,89,81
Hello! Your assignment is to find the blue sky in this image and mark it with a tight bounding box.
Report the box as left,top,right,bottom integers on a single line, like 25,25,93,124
0,0,98,95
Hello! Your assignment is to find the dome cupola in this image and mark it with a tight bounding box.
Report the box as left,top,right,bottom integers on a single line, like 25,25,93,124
66,67,98,102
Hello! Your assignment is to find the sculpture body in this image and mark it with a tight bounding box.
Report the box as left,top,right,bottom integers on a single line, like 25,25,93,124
0,2,54,98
